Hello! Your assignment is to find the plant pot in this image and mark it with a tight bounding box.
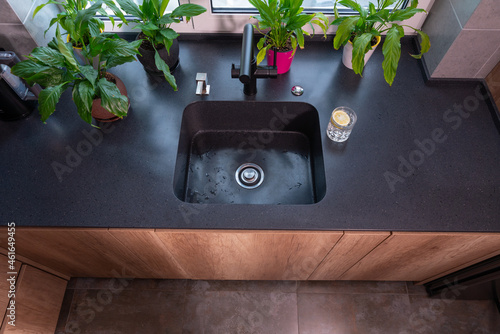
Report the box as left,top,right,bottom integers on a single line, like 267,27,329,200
266,48,295,74
136,33,179,75
91,73,129,122
342,35,381,69
67,35,100,68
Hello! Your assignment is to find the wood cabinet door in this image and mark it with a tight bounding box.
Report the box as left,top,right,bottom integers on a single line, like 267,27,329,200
1,265,67,333
309,231,391,280
7,228,184,278
340,232,500,282
155,230,343,280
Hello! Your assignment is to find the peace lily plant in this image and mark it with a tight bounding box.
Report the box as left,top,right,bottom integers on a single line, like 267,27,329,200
33,0,126,48
116,0,206,90
249,0,329,65
11,27,141,124
332,0,431,85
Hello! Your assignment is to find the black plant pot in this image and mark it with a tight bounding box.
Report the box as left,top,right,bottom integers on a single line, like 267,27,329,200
136,34,179,76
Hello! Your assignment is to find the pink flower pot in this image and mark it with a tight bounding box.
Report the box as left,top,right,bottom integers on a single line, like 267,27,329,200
267,48,295,74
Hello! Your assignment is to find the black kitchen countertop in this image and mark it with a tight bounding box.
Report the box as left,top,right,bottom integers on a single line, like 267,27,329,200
1,36,499,231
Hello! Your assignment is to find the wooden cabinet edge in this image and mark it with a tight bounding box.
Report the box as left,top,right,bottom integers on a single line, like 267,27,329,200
417,248,500,285
0,247,70,281
1,264,67,333
309,231,391,280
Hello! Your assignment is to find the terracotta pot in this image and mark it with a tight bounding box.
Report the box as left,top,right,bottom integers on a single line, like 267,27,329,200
91,73,129,122
136,33,179,75
342,35,381,69
266,48,295,74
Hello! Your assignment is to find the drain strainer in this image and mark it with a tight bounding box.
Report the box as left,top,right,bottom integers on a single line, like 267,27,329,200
235,163,264,189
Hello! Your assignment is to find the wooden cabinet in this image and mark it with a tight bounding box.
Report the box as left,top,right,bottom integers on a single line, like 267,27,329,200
340,232,500,282
0,254,13,320
155,230,343,280
0,227,499,283
1,264,67,333
8,228,186,278
309,231,391,280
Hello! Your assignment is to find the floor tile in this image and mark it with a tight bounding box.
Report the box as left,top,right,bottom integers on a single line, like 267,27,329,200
406,282,427,295
74,277,188,292
186,280,297,293
61,289,185,334
408,295,500,334
297,280,408,295
55,288,75,333
183,290,298,334
297,293,355,334
352,294,412,334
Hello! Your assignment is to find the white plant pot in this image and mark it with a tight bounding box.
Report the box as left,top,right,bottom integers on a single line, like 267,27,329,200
342,37,381,69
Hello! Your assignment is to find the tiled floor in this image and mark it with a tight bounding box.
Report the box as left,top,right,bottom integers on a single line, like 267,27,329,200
55,279,500,334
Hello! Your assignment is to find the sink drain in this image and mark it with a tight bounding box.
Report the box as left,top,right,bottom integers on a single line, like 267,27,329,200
235,163,264,189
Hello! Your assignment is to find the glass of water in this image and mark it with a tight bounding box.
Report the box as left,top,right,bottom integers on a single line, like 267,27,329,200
326,106,357,142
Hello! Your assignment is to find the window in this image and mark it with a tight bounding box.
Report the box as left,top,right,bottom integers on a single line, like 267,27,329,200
102,0,180,16
211,0,409,14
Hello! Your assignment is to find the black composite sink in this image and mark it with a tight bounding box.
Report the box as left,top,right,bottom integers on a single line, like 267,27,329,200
173,101,326,205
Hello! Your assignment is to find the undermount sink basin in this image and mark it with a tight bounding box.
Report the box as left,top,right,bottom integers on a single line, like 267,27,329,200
173,101,326,205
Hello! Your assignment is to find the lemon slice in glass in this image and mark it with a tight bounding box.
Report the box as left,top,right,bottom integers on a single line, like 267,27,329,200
332,110,351,126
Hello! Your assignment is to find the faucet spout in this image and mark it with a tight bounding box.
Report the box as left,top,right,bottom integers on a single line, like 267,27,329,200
231,23,277,96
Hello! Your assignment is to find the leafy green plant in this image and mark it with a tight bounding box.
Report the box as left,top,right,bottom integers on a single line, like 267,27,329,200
11,27,141,124
249,0,329,65
332,0,431,85
34,0,126,48
116,0,206,90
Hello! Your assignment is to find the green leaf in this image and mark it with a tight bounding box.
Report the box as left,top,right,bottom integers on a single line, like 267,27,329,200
33,0,61,17
105,55,137,69
87,19,100,37
73,80,94,124
101,39,141,59
171,4,206,18
74,1,104,35
286,13,315,31
351,33,374,75
79,65,99,88
338,0,363,13
249,0,274,26
294,28,305,49
256,46,268,65
38,83,67,122
382,26,402,86
26,67,67,87
102,0,127,23
96,78,129,118
159,27,179,41
333,16,359,49
410,29,431,59
154,50,177,90
56,27,79,71
11,60,49,82
28,46,66,67
160,0,171,15
389,8,424,21
116,0,144,19
157,14,175,25
136,22,159,32
381,0,398,8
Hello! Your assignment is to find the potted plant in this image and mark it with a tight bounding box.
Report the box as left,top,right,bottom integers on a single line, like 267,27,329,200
11,27,141,124
33,0,126,48
116,0,206,90
249,0,329,74
332,0,430,86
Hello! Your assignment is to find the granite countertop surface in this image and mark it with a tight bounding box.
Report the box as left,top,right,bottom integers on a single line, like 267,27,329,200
1,36,499,231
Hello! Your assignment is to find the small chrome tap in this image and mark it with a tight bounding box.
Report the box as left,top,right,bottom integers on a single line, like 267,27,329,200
196,73,210,95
